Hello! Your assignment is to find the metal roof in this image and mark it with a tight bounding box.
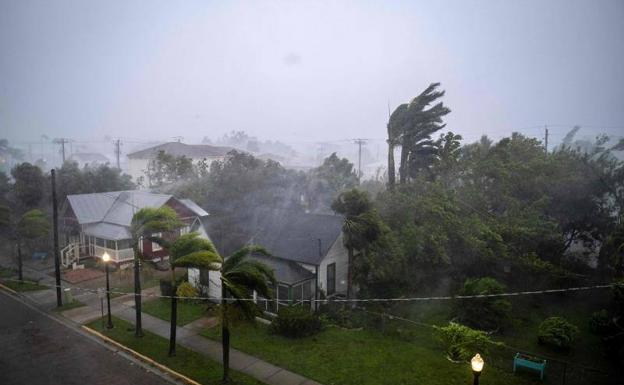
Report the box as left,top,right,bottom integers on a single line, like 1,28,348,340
247,254,315,285
65,191,209,240
179,199,209,217
82,222,131,241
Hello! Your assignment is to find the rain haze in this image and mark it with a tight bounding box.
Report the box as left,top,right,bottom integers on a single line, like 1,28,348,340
1,0,623,145
2,2,624,385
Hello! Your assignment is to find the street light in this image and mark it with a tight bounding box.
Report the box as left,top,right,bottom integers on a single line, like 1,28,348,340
471,354,484,385
102,252,113,329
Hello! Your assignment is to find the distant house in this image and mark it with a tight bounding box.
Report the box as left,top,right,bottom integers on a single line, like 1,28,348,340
189,209,348,312
60,190,210,267
70,152,110,168
126,142,232,186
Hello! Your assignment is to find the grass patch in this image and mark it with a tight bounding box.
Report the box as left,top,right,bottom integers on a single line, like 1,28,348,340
54,300,86,312
201,321,533,385
1,279,49,292
87,317,263,385
0,267,15,278
142,298,210,326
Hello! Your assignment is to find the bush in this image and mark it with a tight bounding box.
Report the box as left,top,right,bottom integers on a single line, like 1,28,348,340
434,322,500,361
270,306,323,338
538,316,579,350
176,281,199,298
455,277,511,330
589,309,614,335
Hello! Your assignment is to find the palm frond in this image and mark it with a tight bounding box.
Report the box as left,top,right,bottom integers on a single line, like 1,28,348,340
172,250,222,270
223,245,270,272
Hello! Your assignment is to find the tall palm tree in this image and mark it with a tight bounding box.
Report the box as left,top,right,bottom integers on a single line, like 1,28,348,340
172,234,275,383
387,83,451,185
130,206,182,337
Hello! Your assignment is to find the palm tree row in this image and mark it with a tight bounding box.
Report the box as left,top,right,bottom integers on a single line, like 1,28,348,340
129,207,276,383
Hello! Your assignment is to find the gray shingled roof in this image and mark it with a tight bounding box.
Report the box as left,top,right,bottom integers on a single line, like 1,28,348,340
248,254,314,285
206,209,344,265
127,142,233,159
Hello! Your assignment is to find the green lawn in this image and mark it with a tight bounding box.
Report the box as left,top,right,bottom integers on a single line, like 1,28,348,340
201,321,535,385
1,279,48,292
54,299,86,312
142,298,211,326
87,317,264,385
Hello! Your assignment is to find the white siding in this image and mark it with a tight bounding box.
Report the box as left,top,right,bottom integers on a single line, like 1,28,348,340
317,233,349,296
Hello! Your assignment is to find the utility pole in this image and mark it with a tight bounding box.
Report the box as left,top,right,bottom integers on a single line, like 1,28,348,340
544,125,549,154
51,169,63,307
353,139,367,181
54,138,69,163
114,139,122,169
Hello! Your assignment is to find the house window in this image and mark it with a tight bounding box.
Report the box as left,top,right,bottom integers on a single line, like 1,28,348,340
199,269,210,286
96,237,106,247
117,239,131,250
327,263,336,295
152,232,162,251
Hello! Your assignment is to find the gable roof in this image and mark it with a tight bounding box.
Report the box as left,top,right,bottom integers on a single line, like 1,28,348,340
248,253,314,285
206,208,344,265
65,191,209,240
127,142,233,159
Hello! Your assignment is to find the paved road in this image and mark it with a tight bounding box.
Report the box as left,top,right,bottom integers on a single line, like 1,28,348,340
0,291,171,385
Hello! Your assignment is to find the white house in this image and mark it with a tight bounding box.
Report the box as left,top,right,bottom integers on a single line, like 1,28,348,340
126,142,232,187
188,209,348,312
60,190,210,267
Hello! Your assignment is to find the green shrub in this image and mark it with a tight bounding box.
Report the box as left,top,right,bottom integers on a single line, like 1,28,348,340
270,306,323,338
434,322,500,361
176,281,199,298
538,316,579,350
455,277,511,330
589,309,613,335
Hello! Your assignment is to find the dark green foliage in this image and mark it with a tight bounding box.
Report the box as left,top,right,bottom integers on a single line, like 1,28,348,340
537,316,579,350
146,150,196,187
270,306,323,338
11,163,45,209
589,309,614,335
434,322,500,361
455,277,511,331
57,161,134,202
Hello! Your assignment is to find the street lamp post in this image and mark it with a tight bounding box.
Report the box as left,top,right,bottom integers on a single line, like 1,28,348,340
102,252,113,329
471,354,484,385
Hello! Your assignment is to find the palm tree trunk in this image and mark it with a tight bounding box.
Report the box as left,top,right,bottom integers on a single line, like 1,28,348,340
17,242,23,282
133,246,143,337
399,144,409,184
387,142,396,188
168,268,177,356
346,246,353,300
221,284,230,383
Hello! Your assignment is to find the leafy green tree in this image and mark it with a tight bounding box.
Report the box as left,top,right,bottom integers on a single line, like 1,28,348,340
434,322,501,361
455,277,511,331
130,206,182,337
11,163,46,210
146,151,196,187
172,235,275,383
0,208,49,282
332,189,383,299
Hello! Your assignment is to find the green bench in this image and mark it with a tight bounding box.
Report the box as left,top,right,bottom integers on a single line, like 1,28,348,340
513,352,546,380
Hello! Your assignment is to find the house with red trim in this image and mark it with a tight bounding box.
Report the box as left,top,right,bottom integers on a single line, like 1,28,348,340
60,190,209,267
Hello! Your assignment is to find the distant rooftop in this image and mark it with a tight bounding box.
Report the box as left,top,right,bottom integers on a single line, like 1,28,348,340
127,142,233,159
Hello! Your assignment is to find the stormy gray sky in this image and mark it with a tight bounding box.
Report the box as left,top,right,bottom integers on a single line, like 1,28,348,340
1,0,623,146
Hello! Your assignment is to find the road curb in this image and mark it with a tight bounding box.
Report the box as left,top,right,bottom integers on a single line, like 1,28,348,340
82,325,202,385
0,282,17,294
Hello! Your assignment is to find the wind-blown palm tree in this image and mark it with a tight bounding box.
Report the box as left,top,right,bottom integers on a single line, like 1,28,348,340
387,83,451,185
130,206,182,337
172,234,275,383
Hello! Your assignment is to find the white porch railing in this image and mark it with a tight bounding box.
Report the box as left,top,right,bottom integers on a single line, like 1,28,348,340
93,245,134,263
61,243,80,267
